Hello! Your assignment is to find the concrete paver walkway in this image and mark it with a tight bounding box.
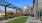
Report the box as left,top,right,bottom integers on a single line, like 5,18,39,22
25,16,41,23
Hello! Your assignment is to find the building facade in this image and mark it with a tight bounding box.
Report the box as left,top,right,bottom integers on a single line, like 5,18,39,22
23,5,31,15
0,10,5,18
38,0,42,21
17,9,23,16
33,0,42,21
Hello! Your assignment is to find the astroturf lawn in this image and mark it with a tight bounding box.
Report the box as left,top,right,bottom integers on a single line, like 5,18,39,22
6,17,28,23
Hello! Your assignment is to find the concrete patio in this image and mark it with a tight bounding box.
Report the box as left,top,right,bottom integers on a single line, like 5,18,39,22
25,16,41,23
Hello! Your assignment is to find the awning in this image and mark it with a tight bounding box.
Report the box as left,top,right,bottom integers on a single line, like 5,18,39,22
0,0,10,6
0,0,19,9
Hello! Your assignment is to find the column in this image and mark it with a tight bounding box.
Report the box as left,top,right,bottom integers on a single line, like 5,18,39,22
33,0,38,20
5,6,8,20
16,9,17,16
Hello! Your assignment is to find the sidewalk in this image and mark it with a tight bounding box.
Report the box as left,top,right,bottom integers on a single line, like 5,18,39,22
0,17,20,23
25,16,41,23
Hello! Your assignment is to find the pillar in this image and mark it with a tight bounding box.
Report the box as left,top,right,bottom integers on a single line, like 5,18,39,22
16,9,17,16
33,0,38,20
5,6,8,20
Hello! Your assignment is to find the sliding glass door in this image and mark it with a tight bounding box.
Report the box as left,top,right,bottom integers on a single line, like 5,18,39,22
38,9,42,21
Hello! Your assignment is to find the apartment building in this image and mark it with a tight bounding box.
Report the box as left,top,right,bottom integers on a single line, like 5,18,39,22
38,0,42,21
33,0,42,21
0,10,5,18
23,5,31,15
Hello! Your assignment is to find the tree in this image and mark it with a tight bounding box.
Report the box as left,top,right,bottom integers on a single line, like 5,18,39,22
6,11,14,18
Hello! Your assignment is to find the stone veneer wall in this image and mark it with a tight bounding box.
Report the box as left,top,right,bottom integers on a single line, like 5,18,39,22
33,0,38,19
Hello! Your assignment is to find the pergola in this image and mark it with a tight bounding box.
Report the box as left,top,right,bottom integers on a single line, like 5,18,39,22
0,0,21,19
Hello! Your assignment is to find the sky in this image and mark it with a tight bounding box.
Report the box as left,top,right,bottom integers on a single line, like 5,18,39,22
0,0,33,11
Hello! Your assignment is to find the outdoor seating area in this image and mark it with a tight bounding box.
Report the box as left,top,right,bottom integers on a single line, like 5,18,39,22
0,0,42,23
0,0,23,21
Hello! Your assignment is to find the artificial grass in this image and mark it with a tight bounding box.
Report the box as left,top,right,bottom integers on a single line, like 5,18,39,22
6,16,28,23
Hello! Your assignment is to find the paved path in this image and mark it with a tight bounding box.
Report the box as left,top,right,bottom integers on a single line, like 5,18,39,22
41,21,42,23
25,16,41,23
0,17,20,23
0,16,28,23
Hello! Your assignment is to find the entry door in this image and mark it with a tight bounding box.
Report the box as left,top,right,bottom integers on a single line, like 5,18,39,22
38,10,42,21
